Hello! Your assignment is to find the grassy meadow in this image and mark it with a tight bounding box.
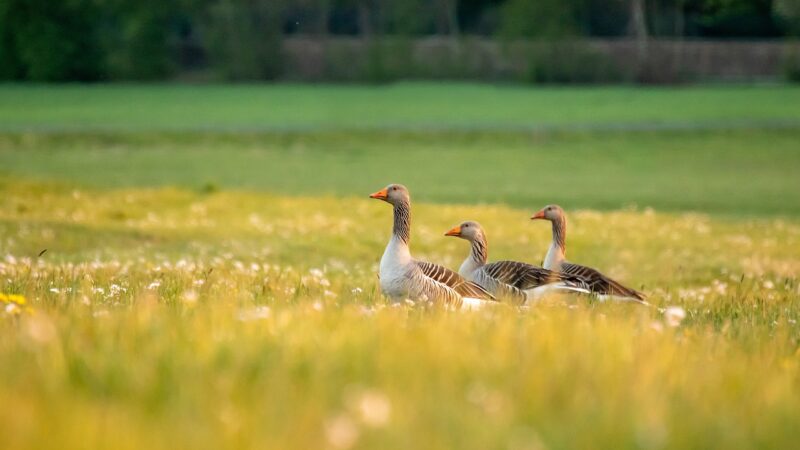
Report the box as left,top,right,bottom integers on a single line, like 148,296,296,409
1,84,799,449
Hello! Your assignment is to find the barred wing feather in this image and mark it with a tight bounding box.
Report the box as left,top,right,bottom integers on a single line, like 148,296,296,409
414,260,496,301
560,262,646,301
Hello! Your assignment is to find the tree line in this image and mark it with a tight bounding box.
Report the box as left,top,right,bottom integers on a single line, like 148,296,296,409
1,0,799,81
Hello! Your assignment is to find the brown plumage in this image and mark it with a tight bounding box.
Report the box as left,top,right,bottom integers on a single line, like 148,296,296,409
532,204,646,302
370,184,497,309
414,261,495,301
445,221,591,304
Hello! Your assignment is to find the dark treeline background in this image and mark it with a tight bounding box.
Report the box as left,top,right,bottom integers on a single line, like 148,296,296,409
1,0,800,82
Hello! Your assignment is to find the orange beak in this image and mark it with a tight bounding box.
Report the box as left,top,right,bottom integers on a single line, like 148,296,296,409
369,188,389,200
444,225,462,237
531,209,546,220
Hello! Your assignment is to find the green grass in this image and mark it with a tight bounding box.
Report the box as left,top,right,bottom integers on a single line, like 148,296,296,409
1,83,799,131
1,129,799,216
1,84,799,449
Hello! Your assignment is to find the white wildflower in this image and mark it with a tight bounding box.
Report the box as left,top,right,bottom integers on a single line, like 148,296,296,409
324,414,359,450
351,389,391,428
182,290,198,305
664,306,686,327
109,284,126,296
237,306,271,322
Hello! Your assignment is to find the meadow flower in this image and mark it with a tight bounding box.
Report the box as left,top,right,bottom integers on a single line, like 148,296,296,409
466,383,507,417
24,314,57,344
109,284,126,296
324,413,359,449
182,290,199,305
349,389,391,427
1,293,27,305
664,306,686,327
237,306,271,322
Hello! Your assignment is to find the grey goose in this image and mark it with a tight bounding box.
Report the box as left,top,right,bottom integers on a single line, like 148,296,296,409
531,205,646,302
369,184,497,309
445,221,590,304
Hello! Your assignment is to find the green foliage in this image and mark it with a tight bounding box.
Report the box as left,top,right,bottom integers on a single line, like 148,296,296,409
362,38,415,82
500,0,581,38
100,0,181,80
785,43,800,82
201,0,285,81
0,1,24,79
382,0,433,35
525,41,626,84
0,0,104,81
0,0,798,82
775,0,800,36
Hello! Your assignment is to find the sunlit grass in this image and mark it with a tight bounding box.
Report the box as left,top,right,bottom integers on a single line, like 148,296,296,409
1,180,799,449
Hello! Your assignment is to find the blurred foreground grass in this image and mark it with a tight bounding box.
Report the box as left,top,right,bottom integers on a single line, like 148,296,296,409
1,180,799,449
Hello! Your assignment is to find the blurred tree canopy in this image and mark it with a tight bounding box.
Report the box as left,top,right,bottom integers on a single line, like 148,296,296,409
0,0,798,81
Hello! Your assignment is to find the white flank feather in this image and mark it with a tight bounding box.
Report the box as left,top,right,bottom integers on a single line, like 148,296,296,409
524,282,590,302
460,297,489,311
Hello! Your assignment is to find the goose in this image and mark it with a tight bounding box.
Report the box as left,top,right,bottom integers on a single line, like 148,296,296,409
445,221,590,304
531,205,646,302
369,184,497,310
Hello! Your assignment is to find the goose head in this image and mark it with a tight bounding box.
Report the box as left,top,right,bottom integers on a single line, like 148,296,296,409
369,183,410,206
531,204,564,222
444,220,483,241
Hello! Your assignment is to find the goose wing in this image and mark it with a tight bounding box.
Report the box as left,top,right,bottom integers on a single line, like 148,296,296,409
484,260,588,290
414,260,496,301
560,262,646,301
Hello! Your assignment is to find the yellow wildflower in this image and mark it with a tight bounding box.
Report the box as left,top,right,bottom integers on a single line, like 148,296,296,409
1,293,27,305
1,293,32,315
